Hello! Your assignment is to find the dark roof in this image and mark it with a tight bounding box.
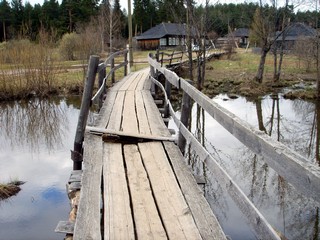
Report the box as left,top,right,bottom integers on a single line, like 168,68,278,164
276,22,316,40
135,23,196,40
226,28,249,38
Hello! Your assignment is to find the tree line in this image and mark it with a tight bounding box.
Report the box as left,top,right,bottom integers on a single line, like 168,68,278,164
0,0,318,43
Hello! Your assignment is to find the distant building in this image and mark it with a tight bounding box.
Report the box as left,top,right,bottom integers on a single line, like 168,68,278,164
135,23,197,50
274,22,317,50
216,28,249,48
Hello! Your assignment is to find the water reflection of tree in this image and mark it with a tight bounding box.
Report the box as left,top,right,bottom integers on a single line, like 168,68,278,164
187,97,320,239
253,97,320,239
291,99,320,166
0,98,69,152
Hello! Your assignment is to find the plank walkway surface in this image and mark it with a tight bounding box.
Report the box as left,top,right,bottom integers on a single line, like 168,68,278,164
73,68,226,240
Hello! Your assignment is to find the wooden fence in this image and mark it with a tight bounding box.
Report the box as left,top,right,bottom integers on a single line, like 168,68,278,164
148,52,320,240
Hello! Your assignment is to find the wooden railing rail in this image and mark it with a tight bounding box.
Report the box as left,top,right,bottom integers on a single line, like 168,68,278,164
72,50,129,170
156,50,184,67
148,52,320,239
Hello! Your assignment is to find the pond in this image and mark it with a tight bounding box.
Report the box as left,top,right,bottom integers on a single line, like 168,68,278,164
0,94,319,239
0,96,83,240
169,94,320,240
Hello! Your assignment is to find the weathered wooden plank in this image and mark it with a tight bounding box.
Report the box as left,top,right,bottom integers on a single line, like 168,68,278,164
135,90,151,135
141,91,171,137
179,78,320,204
73,134,103,240
122,90,139,134
95,90,117,128
86,126,175,142
139,142,202,240
68,170,82,183
55,221,74,234
124,144,168,239
103,143,135,240
163,141,226,240
106,91,125,131
118,71,139,91
136,68,150,90
127,71,144,90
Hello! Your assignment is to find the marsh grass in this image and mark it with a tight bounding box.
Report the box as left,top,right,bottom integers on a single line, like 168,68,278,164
0,180,25,201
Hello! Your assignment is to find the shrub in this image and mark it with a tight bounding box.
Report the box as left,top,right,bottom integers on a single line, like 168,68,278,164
59,32,79,61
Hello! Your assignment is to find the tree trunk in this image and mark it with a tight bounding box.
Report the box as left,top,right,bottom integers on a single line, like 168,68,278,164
2,21,6,41
255,47,269,83
317,39,320,98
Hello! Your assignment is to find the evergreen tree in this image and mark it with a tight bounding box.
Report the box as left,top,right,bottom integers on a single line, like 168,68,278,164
11,0,24,37
0,0,12,41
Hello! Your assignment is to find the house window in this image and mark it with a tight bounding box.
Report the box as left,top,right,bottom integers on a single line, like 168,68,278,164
169,37,173,45
160,38,166,46
176,38,179,45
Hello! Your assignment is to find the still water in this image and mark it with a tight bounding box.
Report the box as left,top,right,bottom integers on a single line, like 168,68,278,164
0,94,319,239
172,94,320,240
0,97,83,240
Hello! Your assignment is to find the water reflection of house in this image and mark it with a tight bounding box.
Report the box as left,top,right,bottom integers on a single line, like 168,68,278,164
274,22,317,51
135,23,197,50
216,28,249,48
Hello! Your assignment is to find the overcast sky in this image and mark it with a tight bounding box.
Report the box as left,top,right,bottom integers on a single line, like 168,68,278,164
25,0,315,12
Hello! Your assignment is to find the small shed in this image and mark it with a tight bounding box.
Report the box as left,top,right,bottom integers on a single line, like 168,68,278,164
216,28,249,48
226,28,249,47
135,23,197,50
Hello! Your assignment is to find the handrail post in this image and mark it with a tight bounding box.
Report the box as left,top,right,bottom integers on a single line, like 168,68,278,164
124,51,128,76
98,60,106,110
164,78,171,118
111,54,115,84
72,55,99,170
178,80,193,155
149,53,156,97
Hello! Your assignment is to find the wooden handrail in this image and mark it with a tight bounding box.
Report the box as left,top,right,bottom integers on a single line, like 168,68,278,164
72,50,129,170
148,52,320,239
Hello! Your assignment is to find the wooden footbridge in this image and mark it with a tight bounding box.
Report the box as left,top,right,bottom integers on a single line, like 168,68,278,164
56,50,320,240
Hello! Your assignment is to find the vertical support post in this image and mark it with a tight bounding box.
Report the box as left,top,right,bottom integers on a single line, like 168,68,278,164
98,61,106,110
149,53,156,97
72,55,99,170
128,0,133,67
178,80,193,155
124,51,128,76
126,44,131,74
111,55,115,84
163,78,171,118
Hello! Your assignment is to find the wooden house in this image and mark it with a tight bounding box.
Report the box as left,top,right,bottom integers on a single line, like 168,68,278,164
274,22,317,51
135,23,197,50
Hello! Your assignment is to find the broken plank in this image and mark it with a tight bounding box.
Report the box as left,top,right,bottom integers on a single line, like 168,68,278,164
86,126,175,142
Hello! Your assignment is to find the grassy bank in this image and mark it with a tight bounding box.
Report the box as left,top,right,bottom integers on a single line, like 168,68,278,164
0,41,317,101
200,49,317,99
